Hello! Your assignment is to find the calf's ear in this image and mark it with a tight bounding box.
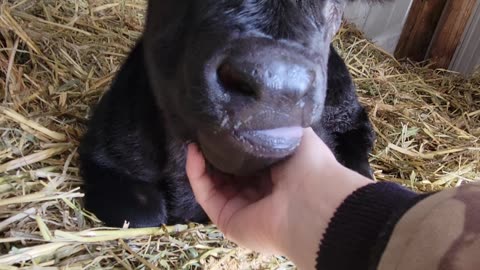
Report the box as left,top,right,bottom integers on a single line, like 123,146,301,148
324,0,393,41
323,1,346,41
143,0,191,76
144,0,189,40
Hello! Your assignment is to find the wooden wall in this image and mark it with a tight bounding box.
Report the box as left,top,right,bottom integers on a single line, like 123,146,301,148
345,0,480,74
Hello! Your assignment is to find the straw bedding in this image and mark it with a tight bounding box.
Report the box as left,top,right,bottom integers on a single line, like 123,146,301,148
0,0,479,269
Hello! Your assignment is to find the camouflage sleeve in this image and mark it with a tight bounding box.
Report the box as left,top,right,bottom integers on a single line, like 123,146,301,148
377,182,480,270
316,182,480,270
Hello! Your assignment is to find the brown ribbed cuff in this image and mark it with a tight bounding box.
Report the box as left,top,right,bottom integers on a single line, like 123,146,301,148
315,182,431,270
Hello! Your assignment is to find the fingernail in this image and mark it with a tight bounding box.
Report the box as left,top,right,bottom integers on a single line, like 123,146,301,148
187,143,199,153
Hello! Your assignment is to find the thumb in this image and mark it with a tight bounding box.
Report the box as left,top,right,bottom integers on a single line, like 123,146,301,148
300,128,336,159
185,144,223,224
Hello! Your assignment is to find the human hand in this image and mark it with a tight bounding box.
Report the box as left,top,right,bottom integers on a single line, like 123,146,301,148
186,128,371,269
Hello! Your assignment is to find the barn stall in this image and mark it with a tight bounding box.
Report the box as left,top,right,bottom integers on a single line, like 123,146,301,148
0,0,479,269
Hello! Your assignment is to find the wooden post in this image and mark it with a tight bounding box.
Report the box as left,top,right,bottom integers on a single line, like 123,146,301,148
395,0,448,61
427,0,478,68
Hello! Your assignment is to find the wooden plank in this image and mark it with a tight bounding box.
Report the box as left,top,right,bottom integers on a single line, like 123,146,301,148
394,0,448,61
428,0,478,68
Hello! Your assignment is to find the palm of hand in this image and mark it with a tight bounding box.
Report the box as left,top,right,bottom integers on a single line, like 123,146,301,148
186,145,287,254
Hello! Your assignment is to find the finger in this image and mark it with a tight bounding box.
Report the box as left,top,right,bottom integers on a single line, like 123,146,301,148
215,193,253,232
186,144,208,180
186,144,241,224
300,128,335,158
239,186,265,202
221,198,279,254
186,144,223,220
288,127,336,166
259,173,273,196
270,128,337,185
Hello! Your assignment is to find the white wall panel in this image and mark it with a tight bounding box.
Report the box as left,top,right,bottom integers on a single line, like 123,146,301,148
450,1,480,75
344,1,413,54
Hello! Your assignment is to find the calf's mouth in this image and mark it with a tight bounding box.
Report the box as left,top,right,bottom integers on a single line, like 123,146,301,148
197,126,304,176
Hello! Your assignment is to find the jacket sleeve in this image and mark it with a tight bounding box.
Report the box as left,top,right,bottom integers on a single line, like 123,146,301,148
316,181,480,270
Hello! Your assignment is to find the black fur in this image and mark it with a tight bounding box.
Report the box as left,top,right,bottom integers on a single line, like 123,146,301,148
79,0,378,228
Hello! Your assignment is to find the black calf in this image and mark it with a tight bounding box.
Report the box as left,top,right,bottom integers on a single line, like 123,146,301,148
79,0,380,228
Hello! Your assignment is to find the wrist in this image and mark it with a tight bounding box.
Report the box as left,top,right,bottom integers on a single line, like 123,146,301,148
280,165,371,269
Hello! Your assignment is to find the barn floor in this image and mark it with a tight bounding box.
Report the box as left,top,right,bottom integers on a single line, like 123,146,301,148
1,1,479,269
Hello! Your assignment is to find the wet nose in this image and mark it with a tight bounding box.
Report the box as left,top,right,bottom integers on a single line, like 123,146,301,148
217,53,316,101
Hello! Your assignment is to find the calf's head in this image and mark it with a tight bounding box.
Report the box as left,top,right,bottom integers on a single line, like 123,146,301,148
143,0,372,175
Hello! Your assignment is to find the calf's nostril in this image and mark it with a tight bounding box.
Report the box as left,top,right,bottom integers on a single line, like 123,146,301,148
217,63,258,97
216,56,317,103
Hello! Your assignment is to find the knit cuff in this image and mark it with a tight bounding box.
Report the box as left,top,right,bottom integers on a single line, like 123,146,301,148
315,182,431,270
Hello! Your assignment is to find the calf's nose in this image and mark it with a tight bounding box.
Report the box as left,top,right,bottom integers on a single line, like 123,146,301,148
217,53,316,102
